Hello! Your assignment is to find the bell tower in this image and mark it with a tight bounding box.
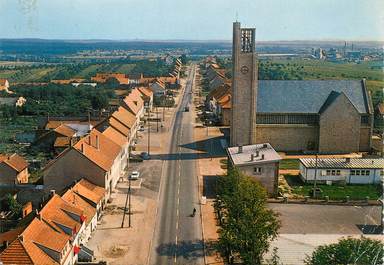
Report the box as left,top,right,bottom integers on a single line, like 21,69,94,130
230,22,258,146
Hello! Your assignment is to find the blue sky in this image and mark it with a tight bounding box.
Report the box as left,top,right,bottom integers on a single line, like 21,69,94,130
0,0,383,40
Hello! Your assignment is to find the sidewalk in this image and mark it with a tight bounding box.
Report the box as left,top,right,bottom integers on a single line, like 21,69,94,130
87,72,188,265
192,66,226,265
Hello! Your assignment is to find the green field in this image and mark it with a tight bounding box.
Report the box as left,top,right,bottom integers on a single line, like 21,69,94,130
279,159,300,170
283,174,382,200
269,59,383,93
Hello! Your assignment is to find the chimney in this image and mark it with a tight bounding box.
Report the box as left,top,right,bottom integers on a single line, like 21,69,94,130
238,146,243,153
3,240,9,248
261,154,265,160
345,157,351,163
255,150,259,157
18,235,23,243
263,143,268,148
88,135,91,145
96,135,99,150
80,143,84,153
50,190,55,196
251,154,254,161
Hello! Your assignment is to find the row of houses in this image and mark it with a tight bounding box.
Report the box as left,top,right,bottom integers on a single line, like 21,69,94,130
42,87,151,197
0,86,155,264
202,61,232,126
0,178,105,265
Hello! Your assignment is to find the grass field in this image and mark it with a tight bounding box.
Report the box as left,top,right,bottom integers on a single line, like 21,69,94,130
0,116,38,155
271,59,383,93
279,159,300,170
283,174,382,200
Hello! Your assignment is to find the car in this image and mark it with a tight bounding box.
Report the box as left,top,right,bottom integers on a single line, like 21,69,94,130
184,106,189,112
138,125,145,132
129,171,140,180
140,152,150,160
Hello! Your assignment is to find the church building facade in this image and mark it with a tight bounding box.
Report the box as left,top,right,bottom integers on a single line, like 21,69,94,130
230,22,373,154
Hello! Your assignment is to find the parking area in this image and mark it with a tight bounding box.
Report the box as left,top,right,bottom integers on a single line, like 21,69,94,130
265,203,383,265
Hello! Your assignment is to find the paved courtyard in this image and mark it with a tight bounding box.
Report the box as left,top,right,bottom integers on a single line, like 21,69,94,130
266,203,383,265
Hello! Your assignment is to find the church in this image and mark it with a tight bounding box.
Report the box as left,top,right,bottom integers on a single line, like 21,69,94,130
230,22,373,154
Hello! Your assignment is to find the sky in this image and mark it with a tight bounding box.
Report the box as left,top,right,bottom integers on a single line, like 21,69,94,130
0,0,383,41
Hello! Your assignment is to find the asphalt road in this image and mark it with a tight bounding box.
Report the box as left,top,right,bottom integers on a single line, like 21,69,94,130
149,64,204,265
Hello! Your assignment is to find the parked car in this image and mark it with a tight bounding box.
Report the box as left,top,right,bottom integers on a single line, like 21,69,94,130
129,171,140,180
184,106,189,112
138,125,145,132
129,154,143,162
140,152,150,160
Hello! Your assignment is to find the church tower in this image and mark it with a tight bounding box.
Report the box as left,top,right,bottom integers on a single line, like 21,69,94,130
230,22,258,146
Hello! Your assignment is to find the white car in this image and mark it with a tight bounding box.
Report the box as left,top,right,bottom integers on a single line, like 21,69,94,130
129,171,140,180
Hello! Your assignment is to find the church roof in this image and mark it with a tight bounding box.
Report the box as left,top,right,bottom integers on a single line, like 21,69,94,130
256,80,370,114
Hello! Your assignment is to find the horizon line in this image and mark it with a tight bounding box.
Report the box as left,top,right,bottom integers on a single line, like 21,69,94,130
0,38,383,43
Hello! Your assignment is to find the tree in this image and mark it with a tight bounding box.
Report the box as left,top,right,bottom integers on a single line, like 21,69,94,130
305,237,384,265
215,168,280,264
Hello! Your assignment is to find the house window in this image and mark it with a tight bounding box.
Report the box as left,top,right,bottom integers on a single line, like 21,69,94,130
336,170,341,176
321,170,326,176
253,167,262,175
326,170,331,175
356,170,360,175
351,170,355,175
365,170,370,176
331,170,336,175
380,170,384,176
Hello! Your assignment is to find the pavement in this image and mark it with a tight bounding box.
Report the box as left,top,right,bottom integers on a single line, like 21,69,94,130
149,64,204,265
87,69,190,265
265,203,383,265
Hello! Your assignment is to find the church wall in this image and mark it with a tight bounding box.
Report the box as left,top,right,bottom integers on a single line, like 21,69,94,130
255,124,318,152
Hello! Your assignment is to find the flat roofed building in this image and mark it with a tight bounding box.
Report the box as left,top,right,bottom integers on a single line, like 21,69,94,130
299,158,384,184
227,143,281,196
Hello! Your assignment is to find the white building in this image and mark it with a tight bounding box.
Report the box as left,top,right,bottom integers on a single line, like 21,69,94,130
299,158,384,184
227,143,282,196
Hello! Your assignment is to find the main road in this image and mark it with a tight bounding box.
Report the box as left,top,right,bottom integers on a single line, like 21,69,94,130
149,64,204,265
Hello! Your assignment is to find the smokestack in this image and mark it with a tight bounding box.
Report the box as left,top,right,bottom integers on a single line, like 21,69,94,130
238,146,243,153
261,154,265,160
251,154,254,161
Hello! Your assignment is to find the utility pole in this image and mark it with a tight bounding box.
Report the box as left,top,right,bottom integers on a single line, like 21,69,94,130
147,108,150,156
313,154,318,198
156,106,159,132
128,177,131,228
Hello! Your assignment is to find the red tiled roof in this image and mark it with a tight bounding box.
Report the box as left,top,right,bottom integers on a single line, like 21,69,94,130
62,189,96,226
103,126,127,147
39,194,83,236
54,124,76,137
73,129,121,172
54,137,71,148
19,218,69,264
0,153,28,173
72,179,105,205
0,238,33,265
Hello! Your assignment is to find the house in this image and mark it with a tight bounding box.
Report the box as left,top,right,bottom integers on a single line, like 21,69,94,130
149,79,166,97
121,94,144,127
62,183,101,244
91,73,129,85
70,178,105,217
138,86,154,111
227,143,282,196
43,129,122,197
299,158,384,184
0,218,73,265
51,78,85,85
0,153,29,184
128,73,143,84
0,79,11,93
216,93,231,126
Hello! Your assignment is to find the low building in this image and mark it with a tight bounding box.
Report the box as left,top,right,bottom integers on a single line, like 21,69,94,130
0,154,29,184
91,73,129,85
227,143,281,196
299,158,384,184
149,80,166,97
